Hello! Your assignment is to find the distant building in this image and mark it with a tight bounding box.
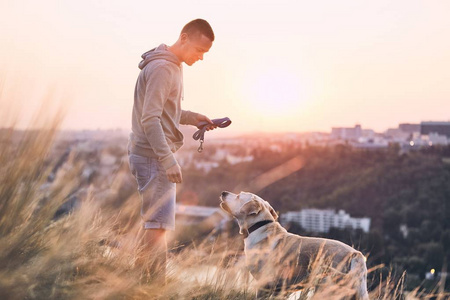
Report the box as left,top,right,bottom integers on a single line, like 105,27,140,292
331,125,362,141
226,154,254,165
421,121,450,138
424,132,448,146
193,161,220,173
281,208,371,233
385,128,410,141
399,123,420,134
361,129,376,139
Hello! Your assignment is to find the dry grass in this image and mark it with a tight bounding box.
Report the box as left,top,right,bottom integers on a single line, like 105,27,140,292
0,113,448,299
0,113,254,299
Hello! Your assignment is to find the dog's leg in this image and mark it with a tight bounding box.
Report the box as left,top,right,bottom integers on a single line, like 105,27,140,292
350,254,369,300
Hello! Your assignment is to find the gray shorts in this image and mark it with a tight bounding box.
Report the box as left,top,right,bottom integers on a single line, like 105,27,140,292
128,153,176,230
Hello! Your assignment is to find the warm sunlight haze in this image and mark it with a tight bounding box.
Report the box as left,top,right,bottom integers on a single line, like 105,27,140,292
1,0,449,133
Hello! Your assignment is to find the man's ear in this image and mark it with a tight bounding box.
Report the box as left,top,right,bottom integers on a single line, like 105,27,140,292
180,32,189,43
239,197,262,216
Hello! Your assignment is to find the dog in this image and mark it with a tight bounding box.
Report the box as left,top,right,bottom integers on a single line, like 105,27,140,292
220,191,369,299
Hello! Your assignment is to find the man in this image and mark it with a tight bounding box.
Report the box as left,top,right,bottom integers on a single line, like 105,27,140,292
128,19,215,283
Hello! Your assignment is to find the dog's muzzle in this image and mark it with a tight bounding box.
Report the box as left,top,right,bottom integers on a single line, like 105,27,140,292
220,192,233,215
220,202,233,215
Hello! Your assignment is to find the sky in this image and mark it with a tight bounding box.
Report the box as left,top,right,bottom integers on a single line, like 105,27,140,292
1,0,449,134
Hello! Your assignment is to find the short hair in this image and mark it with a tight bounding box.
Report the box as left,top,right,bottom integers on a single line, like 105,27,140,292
181,19,215,42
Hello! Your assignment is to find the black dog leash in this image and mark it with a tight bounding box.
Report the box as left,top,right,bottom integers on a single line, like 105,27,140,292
193,117,232,152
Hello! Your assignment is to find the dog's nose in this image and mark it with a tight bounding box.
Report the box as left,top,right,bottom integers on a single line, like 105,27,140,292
221,191,229,197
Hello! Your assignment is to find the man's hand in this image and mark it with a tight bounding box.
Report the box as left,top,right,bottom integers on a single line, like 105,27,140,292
166,164,182,183
195,114,217,131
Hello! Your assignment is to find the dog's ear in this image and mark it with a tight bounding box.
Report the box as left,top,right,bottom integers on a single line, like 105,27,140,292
263,200,278,220
270,207,279,220
239,198,262,216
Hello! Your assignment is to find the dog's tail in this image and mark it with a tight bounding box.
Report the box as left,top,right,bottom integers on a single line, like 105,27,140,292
350,252,369,300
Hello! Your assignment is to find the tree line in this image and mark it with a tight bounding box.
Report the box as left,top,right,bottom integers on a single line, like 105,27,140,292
179,143,450,287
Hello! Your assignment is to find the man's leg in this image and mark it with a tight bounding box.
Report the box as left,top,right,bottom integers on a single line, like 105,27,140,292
138,228,167,284
128,154,175,284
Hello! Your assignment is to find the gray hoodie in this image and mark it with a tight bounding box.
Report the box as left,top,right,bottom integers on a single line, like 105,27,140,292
129,44,199,170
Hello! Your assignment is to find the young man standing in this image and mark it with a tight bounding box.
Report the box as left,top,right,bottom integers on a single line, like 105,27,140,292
128,19,215,283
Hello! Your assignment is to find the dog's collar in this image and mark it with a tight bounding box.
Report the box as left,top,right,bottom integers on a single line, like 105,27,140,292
247,220,274,237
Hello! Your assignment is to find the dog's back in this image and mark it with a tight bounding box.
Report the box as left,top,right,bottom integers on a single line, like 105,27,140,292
245,222,369,299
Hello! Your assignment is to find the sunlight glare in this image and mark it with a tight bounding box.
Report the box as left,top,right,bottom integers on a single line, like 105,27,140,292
245,68,307,118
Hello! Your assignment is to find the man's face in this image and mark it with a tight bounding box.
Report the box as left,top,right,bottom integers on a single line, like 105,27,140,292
181,33,213,66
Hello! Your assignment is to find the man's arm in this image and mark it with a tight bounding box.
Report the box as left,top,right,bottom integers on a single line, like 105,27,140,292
141,65,178,171
180,110,199,126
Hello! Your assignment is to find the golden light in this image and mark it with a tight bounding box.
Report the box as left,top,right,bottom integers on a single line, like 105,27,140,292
235,156,305,192
430,269,435,275
244,68,308,118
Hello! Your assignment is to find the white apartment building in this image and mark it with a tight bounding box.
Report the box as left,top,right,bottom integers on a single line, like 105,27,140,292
331,125,362,141
281,208,371,233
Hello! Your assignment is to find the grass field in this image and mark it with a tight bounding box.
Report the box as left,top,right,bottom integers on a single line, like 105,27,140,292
0,117,447,299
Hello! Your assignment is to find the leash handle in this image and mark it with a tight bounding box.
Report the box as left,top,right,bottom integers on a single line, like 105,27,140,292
193,117,232,153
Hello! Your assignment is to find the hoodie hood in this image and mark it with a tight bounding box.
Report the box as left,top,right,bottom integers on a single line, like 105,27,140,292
138,44,181,70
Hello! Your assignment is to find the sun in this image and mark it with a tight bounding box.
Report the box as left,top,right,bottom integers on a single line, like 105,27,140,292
244,69,306,118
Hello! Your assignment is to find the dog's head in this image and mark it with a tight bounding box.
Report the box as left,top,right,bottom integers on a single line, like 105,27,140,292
220,191,278,238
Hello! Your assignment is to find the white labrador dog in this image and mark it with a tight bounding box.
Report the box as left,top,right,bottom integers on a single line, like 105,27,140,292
220,191,369,299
